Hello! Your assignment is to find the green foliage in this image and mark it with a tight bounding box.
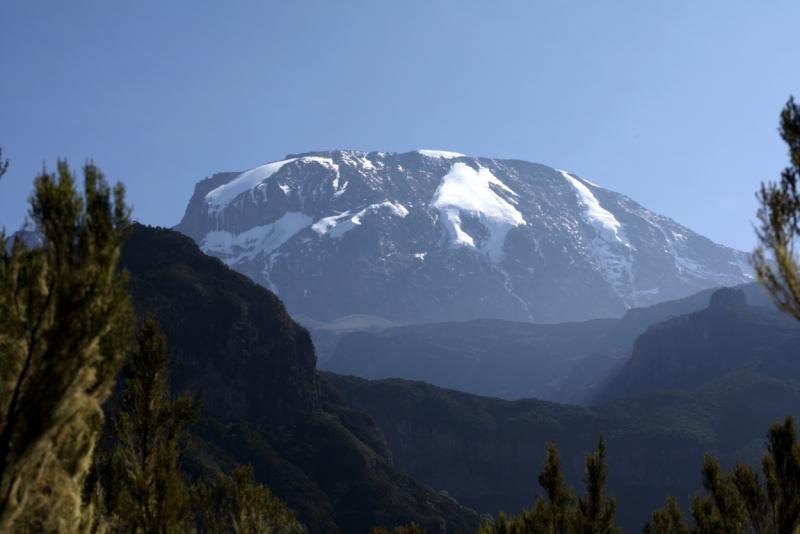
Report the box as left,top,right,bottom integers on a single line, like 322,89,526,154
191,465,305,534
753,96,800,321
532,442,575,534
106,315,201,533
369,522,426,534
642,497,691,534
688,454,747,534
479,436,622,534
642,416,800,534
573,436,621,534
0,160,132,533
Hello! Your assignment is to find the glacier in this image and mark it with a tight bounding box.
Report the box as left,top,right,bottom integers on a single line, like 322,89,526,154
430,163,526,262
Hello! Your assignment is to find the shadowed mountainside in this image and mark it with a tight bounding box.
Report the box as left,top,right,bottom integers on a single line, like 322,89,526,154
322,283,774,404
592,287,800,404
327,366,800,533
119,224,482,534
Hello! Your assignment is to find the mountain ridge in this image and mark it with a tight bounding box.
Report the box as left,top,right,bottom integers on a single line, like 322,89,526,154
320,282,773,404
175,150,753,324
119,223,483,534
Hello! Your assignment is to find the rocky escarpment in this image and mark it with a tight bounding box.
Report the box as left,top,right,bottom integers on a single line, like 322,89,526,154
175,150,753,325
121,223,321,425
325,289,800,531
592,287,800,404
325,374,713,533
120,224,483,534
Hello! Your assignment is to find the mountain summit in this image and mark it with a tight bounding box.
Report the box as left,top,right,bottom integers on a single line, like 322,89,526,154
175,150,752,324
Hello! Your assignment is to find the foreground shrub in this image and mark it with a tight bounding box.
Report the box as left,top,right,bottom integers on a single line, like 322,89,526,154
0,161,132,533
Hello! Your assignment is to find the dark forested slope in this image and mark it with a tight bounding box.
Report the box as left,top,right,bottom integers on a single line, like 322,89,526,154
325,287,800,531
327,369,800,533
119,224,482,534
592,287,800,404
121,223,320,425
322,283,773,403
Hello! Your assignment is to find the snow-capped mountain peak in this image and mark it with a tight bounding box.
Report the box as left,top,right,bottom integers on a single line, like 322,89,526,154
176,150,753,324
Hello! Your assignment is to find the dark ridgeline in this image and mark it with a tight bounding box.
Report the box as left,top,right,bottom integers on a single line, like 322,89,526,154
326,287,800,532
121,223,321,426
119,223,482,534
322,283,774,404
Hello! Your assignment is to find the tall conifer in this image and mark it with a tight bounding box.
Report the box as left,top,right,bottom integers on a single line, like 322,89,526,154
107,316,201,534
572,435,621,534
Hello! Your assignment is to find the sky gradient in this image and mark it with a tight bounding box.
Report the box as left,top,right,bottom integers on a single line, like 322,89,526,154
1,1,799,252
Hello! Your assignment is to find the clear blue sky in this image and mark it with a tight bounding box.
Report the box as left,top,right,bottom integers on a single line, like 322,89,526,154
1,1,798,252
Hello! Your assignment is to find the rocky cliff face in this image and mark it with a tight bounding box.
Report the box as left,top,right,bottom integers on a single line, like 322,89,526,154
175,150,753,324
592,287,800,404
121,223,321,425
119,224,483,533
325,374,711,533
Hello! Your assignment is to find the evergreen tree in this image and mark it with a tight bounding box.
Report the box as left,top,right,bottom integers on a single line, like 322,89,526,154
531,443,575,534
753,96,800,320
571,436,621,534
642,416,800,534
478,438,621,534
642,497,691,534
192,465,305,534
688,454,747,534
0,161,133,532
107,315,201,534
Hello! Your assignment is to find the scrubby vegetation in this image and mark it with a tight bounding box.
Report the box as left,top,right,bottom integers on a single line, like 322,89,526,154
0,160,133,532
754,96,800,321
0,161,305,533
643,416,800,534
475,437,621,534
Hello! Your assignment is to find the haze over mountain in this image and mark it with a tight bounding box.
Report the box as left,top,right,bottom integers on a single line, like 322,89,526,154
325,289,800,530
320,283,774,404
176,150,753,325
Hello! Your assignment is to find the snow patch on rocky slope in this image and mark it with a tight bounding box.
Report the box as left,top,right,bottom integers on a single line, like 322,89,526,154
430,163,525,262
561,170,636,302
